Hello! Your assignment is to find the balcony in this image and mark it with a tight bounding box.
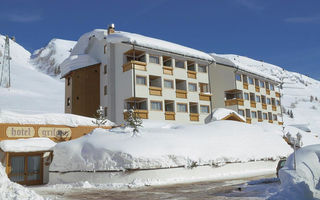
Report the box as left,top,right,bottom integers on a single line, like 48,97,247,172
163,66,173,75
243,82,248,89
262,103,267,110
266,89,270,95
199,93,211,101
278,122,284,125
250,101,256,108
246,118,252,124
268,120,273,123
187,70,197,79
164,100,175,120
123,60,147,72
165,111,175,120
272,105,277,111
275,92,281,97
149,86,162,96
190,113,199,121
176,89,187,98
225,99,244,106
258,119,263,122
123,109,148,120
255,86,260,92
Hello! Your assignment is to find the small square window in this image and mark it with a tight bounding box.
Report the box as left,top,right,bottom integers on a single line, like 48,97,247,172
188,83,197,92
177,103,187,112
200,105,209,113
236,74,242,81
248,77,254,85
175,60,185,68
251,111,257,118
104,65,107,74
67,97,71,106
104,107,108,117
149,55,160,64
198,65,207,73
244,93,249,100
136,76,147,85
164,79,174,89
104,85,107,95
263,113,268,120
256,95,261,103
151,101,162,111
238,109,245,117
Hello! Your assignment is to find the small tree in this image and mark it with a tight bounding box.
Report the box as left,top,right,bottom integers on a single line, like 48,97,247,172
125,109,143,136
92,106,108,127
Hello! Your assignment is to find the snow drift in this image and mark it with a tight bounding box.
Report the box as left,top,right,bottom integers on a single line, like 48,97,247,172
269,144,320,200
51,120,296,172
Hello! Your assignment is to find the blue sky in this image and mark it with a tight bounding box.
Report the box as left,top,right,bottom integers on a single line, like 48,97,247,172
0,0,319,80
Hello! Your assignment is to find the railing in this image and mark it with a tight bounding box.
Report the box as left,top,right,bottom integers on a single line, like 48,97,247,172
190,113,199,121
278,122,284,125
258,118,263,122
163,66,173,75
272,105,277,111
123,109,148,120
262,103,267,110
246,118,252,124
199,93,212,101
268,120,273,123
187,70,197,79
266,89,270,95
225,98,244,106
255,86,260,92
250,101,256,108
243,83,248,89
149,86,162,96
165,112,175,120
275,92,281,98
176,89,187,98
123,60,147,72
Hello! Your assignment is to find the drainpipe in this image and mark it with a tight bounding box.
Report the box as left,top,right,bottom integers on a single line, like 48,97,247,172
133,44,137,111
233,67,240,113
208,60,215,119
279,78,285,132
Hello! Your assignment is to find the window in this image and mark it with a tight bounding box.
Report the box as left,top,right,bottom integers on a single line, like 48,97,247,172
149,55,160,64
164,79,174,89
259,81,265,88
175,60,185,68
199,83,209,93
243,75,248,83
136,76,147,85
263,113,268,120
248,77,254,85
188,83,197,92
258,111,262,119
104,107,107,117
200,105,209,113
177,103,187,112
198,65,207,73
265,82,270,89
276,100,280,106
251,111,257,118
67,97,70,106
244,93,249,100
104,44,107,54
104,85,107,95
163,57,172,67
236,74,242,81
256,95,261,103
67,77,71,86
104,65,107,74
270,84,274,91
238,109,245,117
273,114,278,121
245,109,251,118
151,101,162,111
267,98,271,105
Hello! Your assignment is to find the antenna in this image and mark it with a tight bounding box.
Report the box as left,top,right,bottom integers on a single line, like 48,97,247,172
0,35,11,88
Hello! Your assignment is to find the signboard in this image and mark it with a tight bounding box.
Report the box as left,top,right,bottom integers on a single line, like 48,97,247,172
6,127,35,138
38,127,71,139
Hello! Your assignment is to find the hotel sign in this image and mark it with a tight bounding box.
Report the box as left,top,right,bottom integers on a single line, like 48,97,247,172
38,127,72,139
6,127,35,138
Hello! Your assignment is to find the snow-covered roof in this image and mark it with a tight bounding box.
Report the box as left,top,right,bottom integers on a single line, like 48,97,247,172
61,29,215,77
210,53,281,83
210,108,245,122
60,54,100,77
0,111,115,127
0,138,56,152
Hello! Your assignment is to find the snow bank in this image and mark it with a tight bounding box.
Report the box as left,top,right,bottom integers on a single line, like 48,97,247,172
210,108,245,122
60,54,99,77
51,120,294,172
269,144,320,200
0,138,56,152
0,164,43,200
0,110,115,127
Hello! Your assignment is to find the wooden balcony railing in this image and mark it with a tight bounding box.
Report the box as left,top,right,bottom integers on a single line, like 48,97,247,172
268,120,273,123
243,83,248,89
165,112,175,120
255,86,260,92
272,105,277,111
266,89,270,95
163,66,173,75
225,99,244,106
258,118,263,122
199,93,212,101
190,113,199,121
275,92,281,98
246,118,252,124
262,103,267,110
250,101,256,108
149,86,162,96
278,122,284,125
123,109,148,120
187,70,197,79
123,60,147,72
176,89,187,98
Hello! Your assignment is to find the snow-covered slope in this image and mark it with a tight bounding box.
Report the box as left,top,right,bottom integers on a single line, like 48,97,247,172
216,54,320,136
31,38,76,76
0,35,64,114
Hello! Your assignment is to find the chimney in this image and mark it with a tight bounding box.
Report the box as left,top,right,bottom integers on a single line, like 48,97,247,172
108,23,115,34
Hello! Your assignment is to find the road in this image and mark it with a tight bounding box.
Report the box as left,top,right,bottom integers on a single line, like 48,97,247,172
32,175,280,200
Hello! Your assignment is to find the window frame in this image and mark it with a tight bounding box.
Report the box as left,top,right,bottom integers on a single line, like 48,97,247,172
200,105,210,114
251,111,257,119
175,60,185,69
177,103,188,113
236,74,242,82
248,77,254,85
238,109,245,117
198,65,207,73
150,100,163,111
164,79,174,89
104,85,107,95
149,55,160,64
136,75,147,85
188,82,197,92
104,64,107,74
244,93,249,100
